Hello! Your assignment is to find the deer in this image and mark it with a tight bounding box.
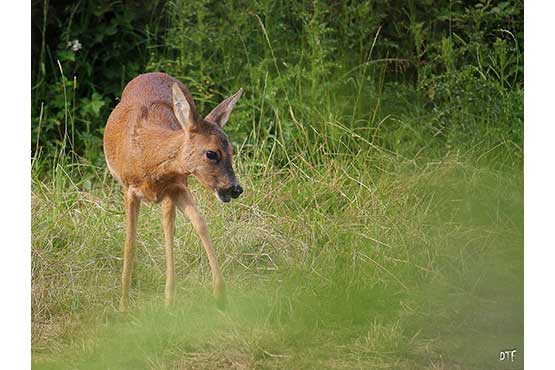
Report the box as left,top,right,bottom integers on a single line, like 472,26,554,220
103,72,243,312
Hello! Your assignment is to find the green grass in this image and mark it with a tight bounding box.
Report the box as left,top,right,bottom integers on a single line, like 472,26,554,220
31,147,523,369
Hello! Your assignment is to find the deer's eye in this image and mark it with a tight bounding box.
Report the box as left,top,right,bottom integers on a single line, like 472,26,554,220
206,150,219,161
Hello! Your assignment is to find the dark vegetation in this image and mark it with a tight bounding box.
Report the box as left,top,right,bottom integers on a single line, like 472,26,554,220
32,0,523,167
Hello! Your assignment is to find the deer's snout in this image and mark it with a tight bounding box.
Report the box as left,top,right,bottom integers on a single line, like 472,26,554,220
230,184,243,198
216,184,243,203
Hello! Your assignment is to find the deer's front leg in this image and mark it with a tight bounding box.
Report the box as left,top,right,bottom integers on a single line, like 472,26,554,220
175,189,226,309
162,196,176,306
120,188,141,312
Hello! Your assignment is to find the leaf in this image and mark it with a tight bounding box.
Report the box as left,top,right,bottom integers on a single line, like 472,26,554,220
80,92,108,118
57,50,75,62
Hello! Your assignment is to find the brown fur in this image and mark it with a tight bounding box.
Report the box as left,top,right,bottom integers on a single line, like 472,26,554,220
103,72,242,311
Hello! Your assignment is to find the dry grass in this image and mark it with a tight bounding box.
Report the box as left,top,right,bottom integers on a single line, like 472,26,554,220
31,152,523,369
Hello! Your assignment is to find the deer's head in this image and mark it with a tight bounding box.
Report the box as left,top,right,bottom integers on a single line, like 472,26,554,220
172,83,243,203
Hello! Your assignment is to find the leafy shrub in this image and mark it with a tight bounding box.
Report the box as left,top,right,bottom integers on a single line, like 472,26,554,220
31,0,523,168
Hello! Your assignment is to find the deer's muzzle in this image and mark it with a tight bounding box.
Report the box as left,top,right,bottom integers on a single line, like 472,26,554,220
216,184,243,203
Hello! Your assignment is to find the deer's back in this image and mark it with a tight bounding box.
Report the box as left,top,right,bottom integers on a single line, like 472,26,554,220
103,72,194,188
120,72,196,113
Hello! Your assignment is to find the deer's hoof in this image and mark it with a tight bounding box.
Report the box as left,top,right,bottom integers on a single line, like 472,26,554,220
214,280,227,310
164,297,175,308
119,298,129,313
214,289,227,311
215,295,227,311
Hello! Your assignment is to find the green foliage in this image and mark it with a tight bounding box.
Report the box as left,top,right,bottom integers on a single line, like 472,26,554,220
32,0,523,168
32,0,164,165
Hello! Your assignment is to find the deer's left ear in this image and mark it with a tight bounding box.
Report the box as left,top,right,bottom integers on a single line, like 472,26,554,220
172,83,197,131
204,88,243,128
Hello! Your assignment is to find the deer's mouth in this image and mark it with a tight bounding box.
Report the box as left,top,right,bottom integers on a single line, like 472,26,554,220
215,190,232,203
215,185,243,203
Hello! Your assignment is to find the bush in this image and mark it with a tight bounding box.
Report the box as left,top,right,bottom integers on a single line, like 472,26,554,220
31,0,523,168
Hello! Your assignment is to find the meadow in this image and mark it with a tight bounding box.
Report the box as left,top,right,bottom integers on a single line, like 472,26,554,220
32,1,523,369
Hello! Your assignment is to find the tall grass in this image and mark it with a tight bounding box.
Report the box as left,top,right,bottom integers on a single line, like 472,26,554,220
32,145,523,369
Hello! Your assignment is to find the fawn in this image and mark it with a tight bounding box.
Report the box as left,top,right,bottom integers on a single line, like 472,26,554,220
103,72,243,311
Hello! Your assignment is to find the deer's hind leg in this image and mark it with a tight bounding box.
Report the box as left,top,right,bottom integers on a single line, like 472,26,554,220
162,195,176,306
120,188,141,312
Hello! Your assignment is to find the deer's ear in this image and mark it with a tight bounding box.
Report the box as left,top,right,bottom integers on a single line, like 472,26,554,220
204,88,243,128
172,83,196,130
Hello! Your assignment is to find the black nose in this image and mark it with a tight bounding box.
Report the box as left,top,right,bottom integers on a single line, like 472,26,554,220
230,184,243,198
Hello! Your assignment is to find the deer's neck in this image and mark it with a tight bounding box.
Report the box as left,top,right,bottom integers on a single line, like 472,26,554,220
139,127,188,177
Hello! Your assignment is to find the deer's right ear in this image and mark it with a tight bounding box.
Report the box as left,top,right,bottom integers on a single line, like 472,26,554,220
172,83,195,130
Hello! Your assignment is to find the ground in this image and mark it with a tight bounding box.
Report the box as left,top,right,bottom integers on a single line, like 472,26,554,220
32,152,523,369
